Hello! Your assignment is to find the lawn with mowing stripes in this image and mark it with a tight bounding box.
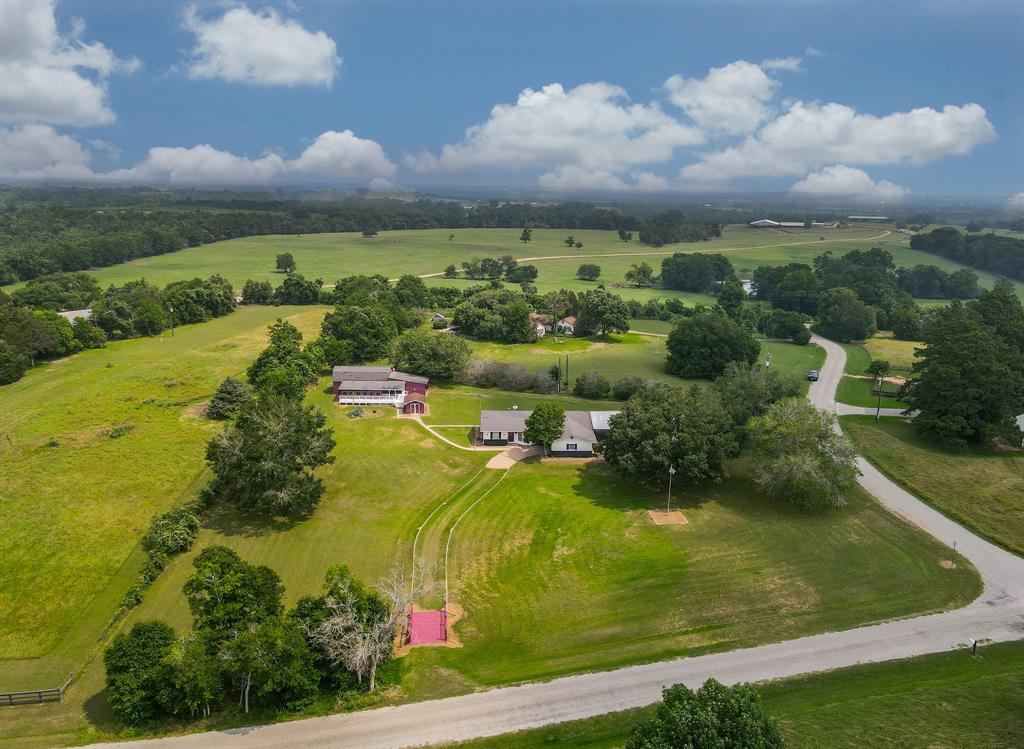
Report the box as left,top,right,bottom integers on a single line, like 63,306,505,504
841,416,1024,556
439,640,1024,749
402,458,979,691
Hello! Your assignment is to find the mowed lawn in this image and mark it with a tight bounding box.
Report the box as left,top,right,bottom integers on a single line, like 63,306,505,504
401,458,979,692
442,640,1024,749
836,335,918,409
0,306,326,670
842,416,1024,556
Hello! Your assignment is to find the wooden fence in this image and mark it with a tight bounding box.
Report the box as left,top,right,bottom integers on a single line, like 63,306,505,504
1,673,73,706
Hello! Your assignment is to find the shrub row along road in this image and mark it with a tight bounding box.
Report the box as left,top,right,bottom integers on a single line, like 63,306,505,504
94,330,1023,749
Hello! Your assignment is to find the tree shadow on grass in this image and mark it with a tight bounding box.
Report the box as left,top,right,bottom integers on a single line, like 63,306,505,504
570,460,712,514
571,459,841,524
202,500,307,538
83,686,115,730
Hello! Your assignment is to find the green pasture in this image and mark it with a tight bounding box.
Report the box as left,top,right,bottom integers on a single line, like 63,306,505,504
442,640,1024,749
842,416,1024,556
8,224,1018,302
0,305,328,667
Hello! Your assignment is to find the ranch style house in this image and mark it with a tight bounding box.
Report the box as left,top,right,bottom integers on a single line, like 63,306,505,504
332,366,429,414
478,409,618,457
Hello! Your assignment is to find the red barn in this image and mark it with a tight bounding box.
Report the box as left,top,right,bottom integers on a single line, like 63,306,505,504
331,366,429,410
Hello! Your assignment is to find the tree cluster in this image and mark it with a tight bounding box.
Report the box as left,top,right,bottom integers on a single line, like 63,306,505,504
911,227,1024,281
666,312,760,378
453,287,535,343
0,293,107,382
638,210,721,247
104,552,406,726
0,193,642,285
660,253,734,292
903,283,1024,446
626,679,783,749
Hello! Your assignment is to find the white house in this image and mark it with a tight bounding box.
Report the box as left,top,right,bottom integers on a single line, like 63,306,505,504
478,409,619,457
555,316,577,336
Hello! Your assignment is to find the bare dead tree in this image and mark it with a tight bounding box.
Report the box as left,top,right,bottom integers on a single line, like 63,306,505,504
310,563,430,692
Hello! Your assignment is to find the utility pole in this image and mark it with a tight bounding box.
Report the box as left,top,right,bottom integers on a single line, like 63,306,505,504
167,304,174,337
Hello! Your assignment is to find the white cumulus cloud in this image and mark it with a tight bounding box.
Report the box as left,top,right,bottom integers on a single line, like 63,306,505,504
0,0,139,126
110,144,286,183
288,130,396,177
1007,192,1024,212
664,60,788,136
0,124,93,178
1,127,395,185
537,166,670,192
791,165,910,199
183,4,340,87
681,101,996,181
405,81,703,180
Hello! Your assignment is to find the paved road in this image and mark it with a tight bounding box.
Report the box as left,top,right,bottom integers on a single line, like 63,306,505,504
96,332,1023,749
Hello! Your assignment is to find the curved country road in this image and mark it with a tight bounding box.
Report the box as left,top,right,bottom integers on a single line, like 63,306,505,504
93,331,1023,749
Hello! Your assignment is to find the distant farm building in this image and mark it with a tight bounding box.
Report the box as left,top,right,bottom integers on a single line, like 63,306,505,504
848,216,889,221
57,308,92,323
529,312,553,338
332,366,429,414
749,219,838,229
478,409,619,457
555,316,577,335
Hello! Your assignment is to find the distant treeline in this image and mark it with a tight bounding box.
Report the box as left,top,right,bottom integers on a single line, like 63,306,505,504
0,188,726,285
0,198,642,285
910,227,1024,281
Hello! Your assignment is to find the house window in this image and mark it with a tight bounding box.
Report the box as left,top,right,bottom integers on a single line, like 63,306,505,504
566,443,578,451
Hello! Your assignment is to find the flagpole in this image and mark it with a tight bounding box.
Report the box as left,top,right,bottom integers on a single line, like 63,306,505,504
667,465,675,512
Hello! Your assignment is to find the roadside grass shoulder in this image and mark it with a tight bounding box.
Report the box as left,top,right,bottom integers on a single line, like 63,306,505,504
438,640,1024,749
841,415,1024,556
835,376,906,409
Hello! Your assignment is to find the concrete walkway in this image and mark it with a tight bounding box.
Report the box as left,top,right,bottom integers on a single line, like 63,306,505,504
94,331,1023,749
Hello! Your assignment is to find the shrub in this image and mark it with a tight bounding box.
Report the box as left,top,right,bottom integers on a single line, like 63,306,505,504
143,504,202,562
573,370,611,399
206,376,252,419
612,375,655,400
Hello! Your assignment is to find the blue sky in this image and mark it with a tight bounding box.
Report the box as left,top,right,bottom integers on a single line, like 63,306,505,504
1,0,1022,202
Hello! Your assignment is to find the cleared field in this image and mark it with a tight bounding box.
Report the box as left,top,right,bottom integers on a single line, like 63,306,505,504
863,332,922,371
402,458,978,691
9,224,1018,301
0,366,982,746
0,305,327,667
442,640,1024,749
842,416,1024,556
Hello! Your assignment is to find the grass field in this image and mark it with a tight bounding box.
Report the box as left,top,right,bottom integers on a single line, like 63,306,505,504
8,224,1019,301
398,457,978,691
0,279,992,747
836,335,917,408
841,416,1024,556
863,332,922,371
0,306,328,668
442,640,1024,749
468,332,824,390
